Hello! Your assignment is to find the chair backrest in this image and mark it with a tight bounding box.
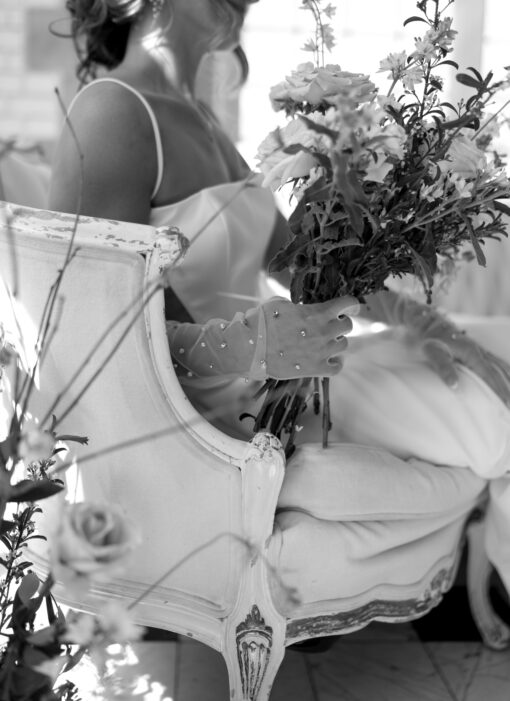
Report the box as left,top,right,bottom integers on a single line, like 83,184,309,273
0,201,260,633
0,153,50,208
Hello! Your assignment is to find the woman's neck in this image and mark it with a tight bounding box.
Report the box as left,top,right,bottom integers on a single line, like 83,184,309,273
121,15,207,99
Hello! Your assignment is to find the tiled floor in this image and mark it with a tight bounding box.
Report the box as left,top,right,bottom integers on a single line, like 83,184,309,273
65,621,510,700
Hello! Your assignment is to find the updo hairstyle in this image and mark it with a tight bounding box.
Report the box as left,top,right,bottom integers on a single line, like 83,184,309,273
65,0,250,84
65,0,145,83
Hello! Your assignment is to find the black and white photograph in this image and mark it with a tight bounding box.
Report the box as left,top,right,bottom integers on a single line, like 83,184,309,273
1,1,510,699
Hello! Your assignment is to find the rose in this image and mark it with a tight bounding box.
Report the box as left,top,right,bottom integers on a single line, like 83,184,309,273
257,117,329,190
270,62,376,111
50,502,140,595
439,134,487,178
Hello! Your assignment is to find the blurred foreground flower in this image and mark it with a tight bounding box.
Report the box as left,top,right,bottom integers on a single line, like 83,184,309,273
18,425,55,465
50,502,141,596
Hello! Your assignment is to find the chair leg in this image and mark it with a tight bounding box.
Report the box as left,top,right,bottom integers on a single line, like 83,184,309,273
222,603,286,701
466,517,510,650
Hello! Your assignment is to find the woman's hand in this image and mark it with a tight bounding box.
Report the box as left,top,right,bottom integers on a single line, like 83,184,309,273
260,296,358,380
166,296,358,382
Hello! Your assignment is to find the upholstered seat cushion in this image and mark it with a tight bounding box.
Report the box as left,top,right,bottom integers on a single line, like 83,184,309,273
278,443,486,521
273,442,486,612
272,504,476,610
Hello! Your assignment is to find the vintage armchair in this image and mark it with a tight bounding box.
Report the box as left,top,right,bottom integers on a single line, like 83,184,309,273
1,201,509,701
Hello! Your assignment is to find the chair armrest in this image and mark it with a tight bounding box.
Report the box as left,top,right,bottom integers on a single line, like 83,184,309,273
240,433,285,550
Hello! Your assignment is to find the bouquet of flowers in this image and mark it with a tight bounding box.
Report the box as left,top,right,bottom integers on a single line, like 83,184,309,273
254,0,510,454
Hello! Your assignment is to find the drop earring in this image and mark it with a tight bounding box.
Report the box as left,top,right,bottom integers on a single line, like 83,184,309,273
149,0,165,21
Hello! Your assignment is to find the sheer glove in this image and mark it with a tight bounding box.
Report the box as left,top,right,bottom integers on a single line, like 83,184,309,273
166,296,357,381
364,290,510,406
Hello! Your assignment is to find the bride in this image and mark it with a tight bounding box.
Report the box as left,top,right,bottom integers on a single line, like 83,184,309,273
49,0,510,597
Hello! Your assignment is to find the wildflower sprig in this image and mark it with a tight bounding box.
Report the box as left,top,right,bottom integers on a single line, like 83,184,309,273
301,0,337,67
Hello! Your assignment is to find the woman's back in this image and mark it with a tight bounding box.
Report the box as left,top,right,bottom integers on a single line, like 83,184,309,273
49,76,249,222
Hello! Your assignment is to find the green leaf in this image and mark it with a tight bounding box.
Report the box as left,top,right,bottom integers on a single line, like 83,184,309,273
466,222,487,266
16,571,40,605
320,237,362,252
494,200,510,217
268,237,308,272
27,624,58,647
403,15,428,26
439,101,459,113
442,112,479,130
290,268,308,304
1,534,12,549
8,479,63,503
0,519,16,536
4,664,53,700
0,436,16,470
303,178,332,204
467,66,484,83
298,115,339,140
16,560,34,572
455,73,481,89
408,245,434,289
282,143,308,156
437,60,459,70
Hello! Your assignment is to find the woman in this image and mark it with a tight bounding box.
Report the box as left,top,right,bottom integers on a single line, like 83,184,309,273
49,0,510,593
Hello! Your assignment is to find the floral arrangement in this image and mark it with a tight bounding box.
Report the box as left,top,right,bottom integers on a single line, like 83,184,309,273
254,0,510,452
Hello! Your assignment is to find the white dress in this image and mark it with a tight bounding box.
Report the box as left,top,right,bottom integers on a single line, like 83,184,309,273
72,79,510,596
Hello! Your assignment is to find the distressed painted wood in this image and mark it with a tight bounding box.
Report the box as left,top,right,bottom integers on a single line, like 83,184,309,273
221,434,287,701
466,517,510,650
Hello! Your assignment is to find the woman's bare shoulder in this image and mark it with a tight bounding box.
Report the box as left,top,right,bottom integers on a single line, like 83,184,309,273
65,80,156,151
49,80,157,221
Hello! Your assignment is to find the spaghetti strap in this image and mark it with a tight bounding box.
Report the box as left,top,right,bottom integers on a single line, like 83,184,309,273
67,78,164,201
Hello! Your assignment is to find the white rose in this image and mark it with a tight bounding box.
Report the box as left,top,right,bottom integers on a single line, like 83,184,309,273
269,62,317,108
262,151,318,191
50,502,141,595
257,118,328,190
270,63,376,110
441,135,486,178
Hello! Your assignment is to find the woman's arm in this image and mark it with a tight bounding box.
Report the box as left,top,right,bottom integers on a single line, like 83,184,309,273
48,82,157,224
364,289,510,404
166,296,354,381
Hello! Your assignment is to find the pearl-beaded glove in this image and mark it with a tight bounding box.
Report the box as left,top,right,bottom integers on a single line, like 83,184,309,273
364,290,510,406
166,296,357,381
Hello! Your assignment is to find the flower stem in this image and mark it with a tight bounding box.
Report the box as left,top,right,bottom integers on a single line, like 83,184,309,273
321,377,330,448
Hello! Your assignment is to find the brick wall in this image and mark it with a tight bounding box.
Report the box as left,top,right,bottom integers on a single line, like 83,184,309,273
0,0,77,156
